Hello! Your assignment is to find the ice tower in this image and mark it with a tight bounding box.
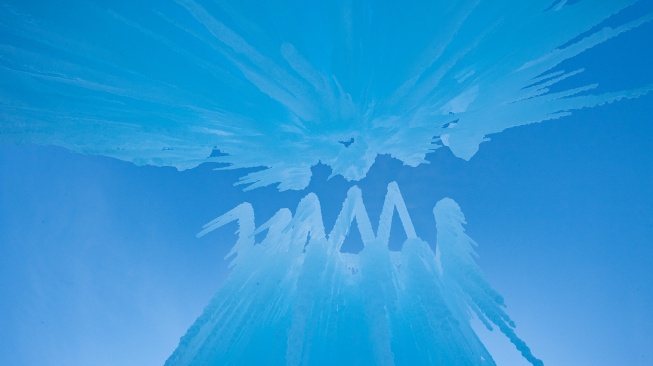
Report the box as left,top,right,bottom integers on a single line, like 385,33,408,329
166,183,542,365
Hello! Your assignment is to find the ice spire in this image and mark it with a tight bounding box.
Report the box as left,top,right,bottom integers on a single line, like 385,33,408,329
167,182,541,365
435,198,543,366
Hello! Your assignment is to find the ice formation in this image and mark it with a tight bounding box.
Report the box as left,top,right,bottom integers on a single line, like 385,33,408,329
1,1,651,364
0,0,651,190
166,183,541,366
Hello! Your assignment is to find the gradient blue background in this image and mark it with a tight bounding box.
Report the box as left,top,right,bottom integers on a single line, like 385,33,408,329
1,2,652,366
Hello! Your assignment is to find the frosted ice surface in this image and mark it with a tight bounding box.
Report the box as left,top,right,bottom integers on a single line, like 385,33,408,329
166,183,542,366
0,0,651,190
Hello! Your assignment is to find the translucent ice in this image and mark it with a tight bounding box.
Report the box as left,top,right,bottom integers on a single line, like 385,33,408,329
0,0,651,190
166,183,542,365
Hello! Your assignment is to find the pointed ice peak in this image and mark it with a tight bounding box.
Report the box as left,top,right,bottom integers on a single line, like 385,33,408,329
182,183,541,365
207,182,419,259
435,198,543,366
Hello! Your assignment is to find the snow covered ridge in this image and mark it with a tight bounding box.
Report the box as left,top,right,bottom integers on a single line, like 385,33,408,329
1,1,651,191
167,182,542,366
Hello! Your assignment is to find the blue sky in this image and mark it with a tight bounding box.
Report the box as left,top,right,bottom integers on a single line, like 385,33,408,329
1,1,653,365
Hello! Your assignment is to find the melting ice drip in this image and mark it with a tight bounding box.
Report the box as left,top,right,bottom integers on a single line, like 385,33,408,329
166,182,542,366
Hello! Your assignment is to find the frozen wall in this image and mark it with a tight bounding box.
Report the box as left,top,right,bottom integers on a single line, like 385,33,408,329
1,0,651,190
166,183,541,365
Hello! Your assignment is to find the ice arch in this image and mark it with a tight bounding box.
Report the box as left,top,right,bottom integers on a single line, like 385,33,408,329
166,183,542,365
0,0,651,190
